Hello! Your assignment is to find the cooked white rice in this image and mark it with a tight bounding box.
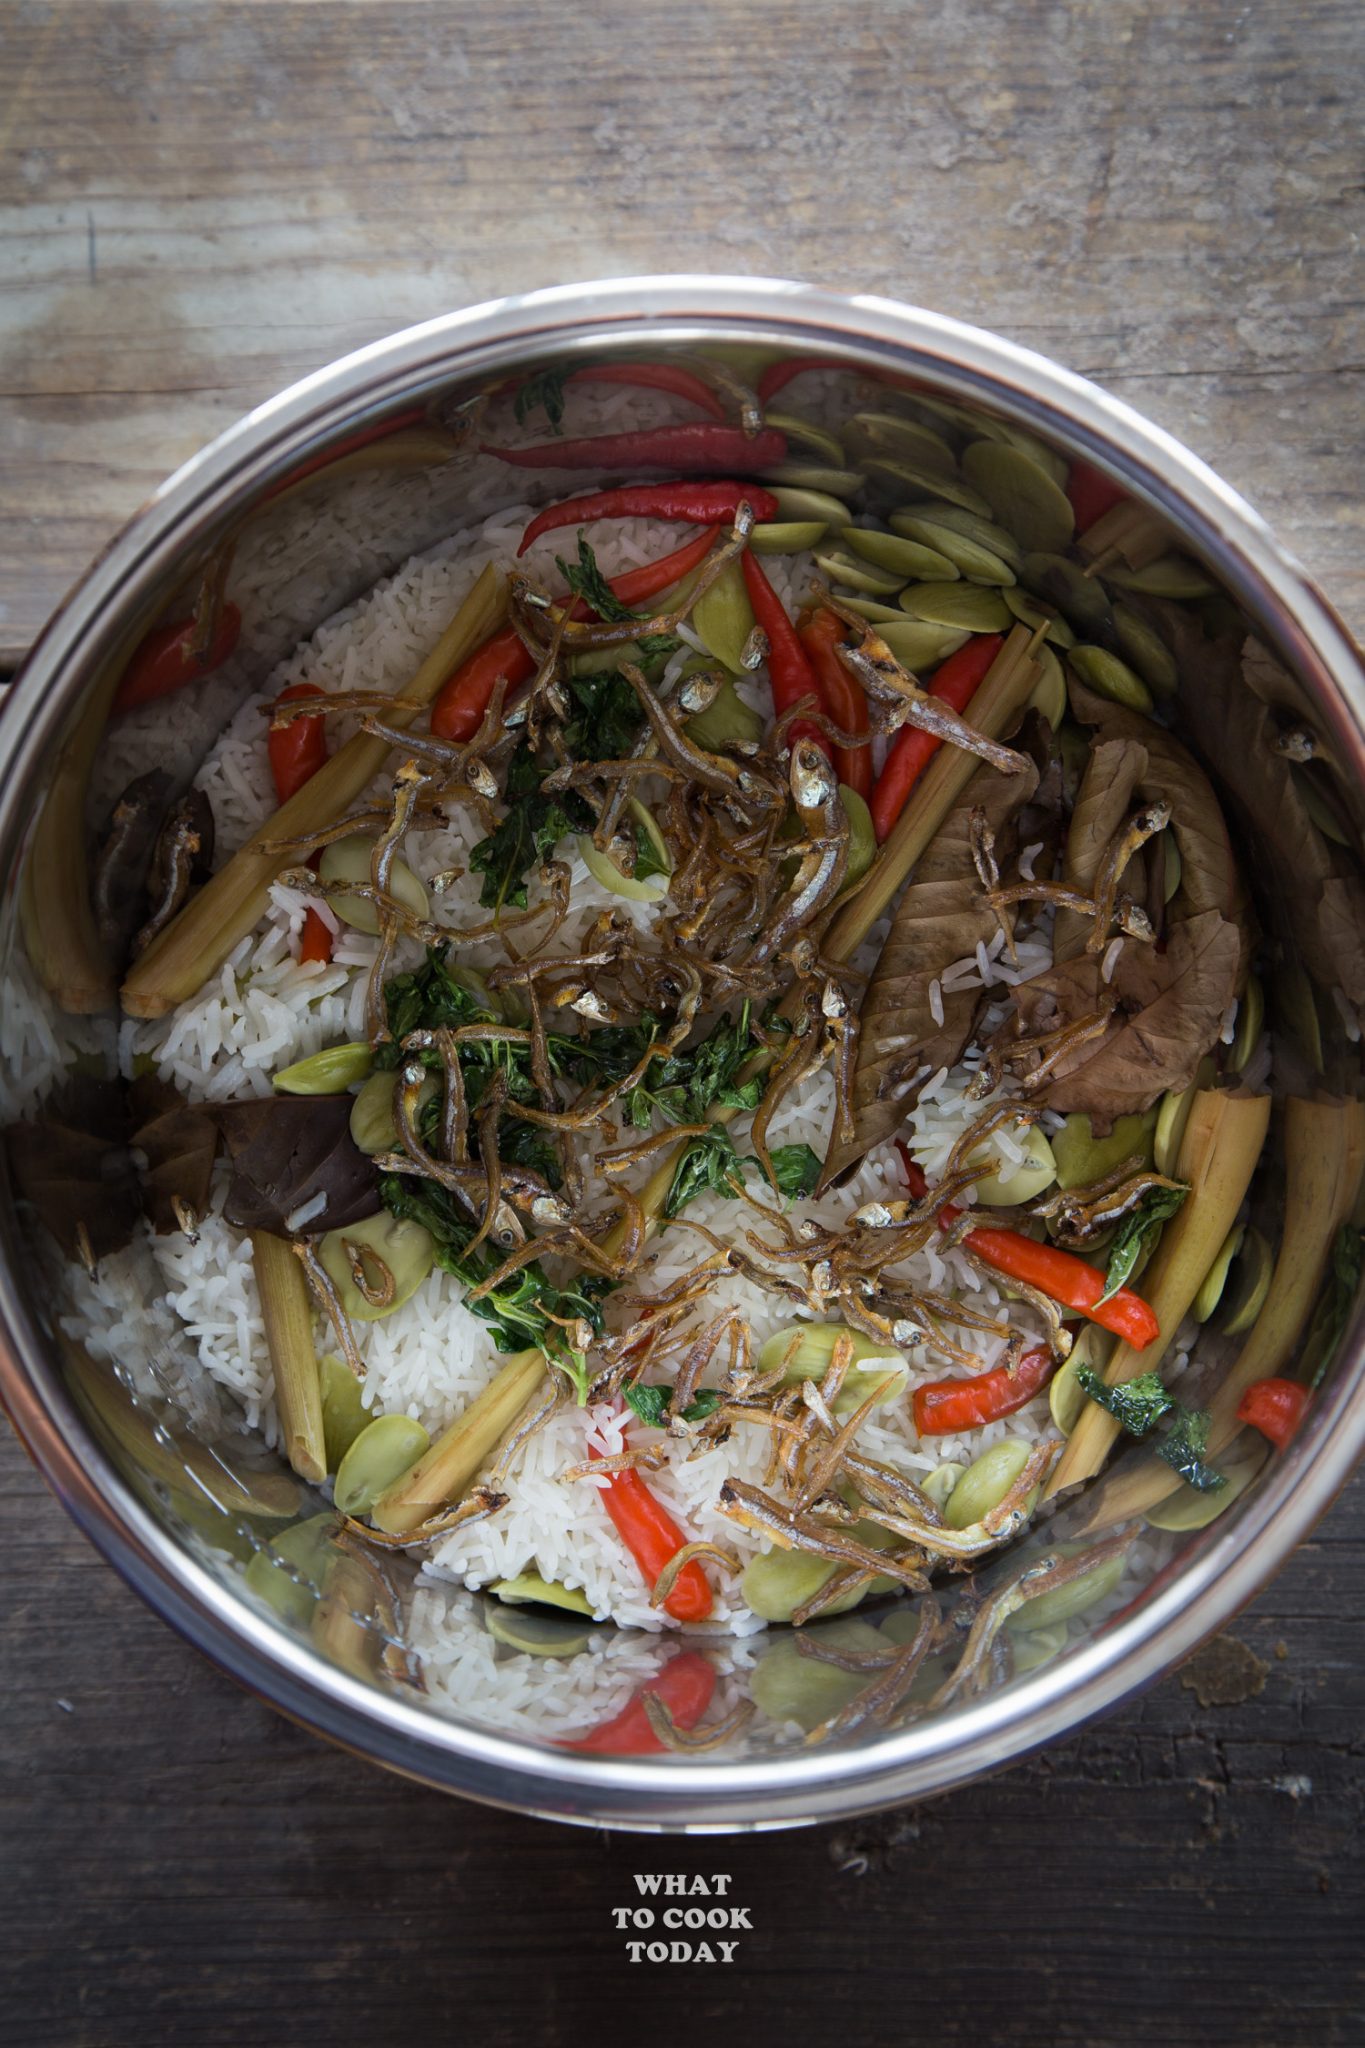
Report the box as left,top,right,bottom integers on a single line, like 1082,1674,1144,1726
63,489,1071,1641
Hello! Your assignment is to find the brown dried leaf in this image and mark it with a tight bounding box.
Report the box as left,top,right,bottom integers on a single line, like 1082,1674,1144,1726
1066,677,1238,930
825,757,1038,1179
1054,735,1146,961
1013,907,1240,1122
129,1075,219,1234
1166,628,1365,1010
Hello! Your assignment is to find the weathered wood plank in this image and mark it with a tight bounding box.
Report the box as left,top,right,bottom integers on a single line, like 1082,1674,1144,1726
1,0,1362,662
1,1427,1361,2046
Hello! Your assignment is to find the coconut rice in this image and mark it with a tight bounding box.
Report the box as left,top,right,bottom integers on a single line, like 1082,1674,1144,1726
62,497,1076,1641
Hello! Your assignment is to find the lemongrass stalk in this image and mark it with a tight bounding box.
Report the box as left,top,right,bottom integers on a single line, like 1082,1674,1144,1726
1045,1088,1271,1501
602,627,1042,1260
62,1334,300,1519
1079,1095,1365,1531
19,623,141,1014
822,622,1041,956
370,1347,546,1535
121,563,507,1019
251,1229,326,1483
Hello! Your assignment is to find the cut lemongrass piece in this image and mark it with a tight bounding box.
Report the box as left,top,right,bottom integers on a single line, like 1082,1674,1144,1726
370,1349,547,1535
121,564,507,1018
251,1229,326,1484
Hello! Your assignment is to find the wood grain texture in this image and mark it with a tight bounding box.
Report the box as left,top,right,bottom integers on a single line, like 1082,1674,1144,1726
1,0,1363,664
2,0,1364,2038
2,1431,1362,2047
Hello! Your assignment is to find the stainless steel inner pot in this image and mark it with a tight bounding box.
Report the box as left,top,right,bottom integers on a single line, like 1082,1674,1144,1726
2,278,1363,1831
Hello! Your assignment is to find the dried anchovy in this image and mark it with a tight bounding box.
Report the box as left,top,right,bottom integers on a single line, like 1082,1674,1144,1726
860,1441,1058,1561
648,1541,739,1611
267,689,426,728
343,1485,510,1549
718,1478,931,1593
1087,801,1171,956
641,1691,754,1754
134,794,212,956
345,1239,396,1310
293,1238,365,1381
962,1249,1072,1359
923,1532,1135,1713
486,1378,565,1488
805,1601,939,1747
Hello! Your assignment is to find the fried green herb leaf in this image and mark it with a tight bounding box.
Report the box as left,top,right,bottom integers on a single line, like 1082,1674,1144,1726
564,668,646,763
1307,1224,1364,1389
376,948,493,1067
1075,1364,1174,1435
1154,1404,1226,1492
623,1383,722,1428
664,1126,746,1218
556,537,679,663
378,1173,608,1361
1099,1183,1188,1304
759,1143,824,1201
468,746,590,912
514,368,567,433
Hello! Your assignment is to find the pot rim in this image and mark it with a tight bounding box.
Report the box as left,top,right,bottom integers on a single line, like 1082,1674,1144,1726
3,275,1363,1829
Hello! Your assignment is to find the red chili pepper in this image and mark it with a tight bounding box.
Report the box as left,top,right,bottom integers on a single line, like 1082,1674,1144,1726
112,603,243,716
262,409,428,502
589,1445,713,1622
267,682,328,803
559,1651,716,1755
482,422,788,474
897,1147,1160,1351
430,525,721,743
268,681,333,965
756,356,852,407
1236,1377,1310,1450
518,480,778,556
913,1344,1055,1436
566,364,725,419
869,633,1004,841
740,551,830,760
797,607,873,798
1065,459,1125,535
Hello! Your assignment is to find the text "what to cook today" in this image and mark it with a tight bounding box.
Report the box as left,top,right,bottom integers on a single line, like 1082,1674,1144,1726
616,1873,752,1962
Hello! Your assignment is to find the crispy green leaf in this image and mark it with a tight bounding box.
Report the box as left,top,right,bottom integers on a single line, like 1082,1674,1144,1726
1075,1364,1173,1435
468,746,589,912
1155,1405,1226,1492
556,537,679,663
664,1126,745,1218
623,1383,722,1428
759,1142,823,1200
1099,1183,1188,1303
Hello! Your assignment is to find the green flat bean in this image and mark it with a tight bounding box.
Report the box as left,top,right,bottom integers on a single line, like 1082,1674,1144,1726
944,1440,1035,1529
334,1412,431,1516
273,1041,374,1095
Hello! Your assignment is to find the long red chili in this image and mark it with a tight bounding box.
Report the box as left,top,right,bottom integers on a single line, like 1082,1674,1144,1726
797,607,873,798
1236,1377,1309,1450
869,633,1004,841
482,422,788,474
756,356,851,407
268,681,333,964
559,1651,716,1755
898,1149,1160,1351
739,551,830,760
565,364,725,418
1066,459,1125,535
913,1344,1055,1436
430,525,721,743
589,1445,713,1623
112,603,243,716
518,480,778,556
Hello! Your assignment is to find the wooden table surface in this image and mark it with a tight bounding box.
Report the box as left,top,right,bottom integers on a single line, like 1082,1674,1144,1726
2,4,1363,2041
